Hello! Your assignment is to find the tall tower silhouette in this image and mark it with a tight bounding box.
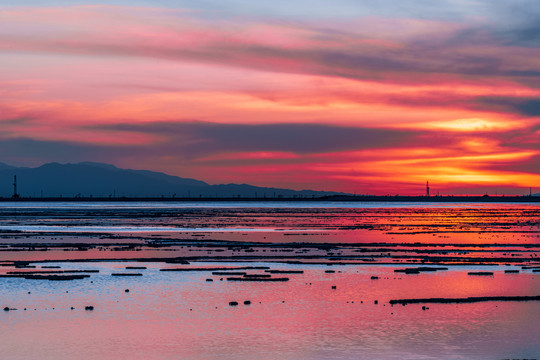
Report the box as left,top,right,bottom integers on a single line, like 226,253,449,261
426,181,430,197
12,175,19,199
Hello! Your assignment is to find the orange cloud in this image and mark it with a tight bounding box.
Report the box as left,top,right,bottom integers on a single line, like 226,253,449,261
1,5,540,194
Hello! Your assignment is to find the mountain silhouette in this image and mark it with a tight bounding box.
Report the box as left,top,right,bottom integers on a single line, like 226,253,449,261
0,162,342,198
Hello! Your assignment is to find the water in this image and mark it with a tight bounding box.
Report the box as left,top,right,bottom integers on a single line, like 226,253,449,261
1,261,539,360
1,202,540,243
0,202,539,359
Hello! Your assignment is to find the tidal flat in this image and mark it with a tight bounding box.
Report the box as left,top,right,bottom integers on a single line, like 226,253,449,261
0,201,539,359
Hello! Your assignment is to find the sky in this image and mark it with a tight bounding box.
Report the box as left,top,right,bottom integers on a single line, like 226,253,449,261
1,1,540,195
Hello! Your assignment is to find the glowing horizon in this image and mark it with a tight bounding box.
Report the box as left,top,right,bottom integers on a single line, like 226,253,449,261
1,2,540,195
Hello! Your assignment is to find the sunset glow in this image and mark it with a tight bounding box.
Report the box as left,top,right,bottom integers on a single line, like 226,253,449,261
1,2,540,194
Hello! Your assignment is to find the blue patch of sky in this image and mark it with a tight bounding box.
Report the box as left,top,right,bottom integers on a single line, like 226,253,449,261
2,0,539,43
0,0,519,21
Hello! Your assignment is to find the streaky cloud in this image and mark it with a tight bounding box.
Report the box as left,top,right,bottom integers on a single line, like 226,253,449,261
99,121,427,155
477,97,540,117
1,5,540,84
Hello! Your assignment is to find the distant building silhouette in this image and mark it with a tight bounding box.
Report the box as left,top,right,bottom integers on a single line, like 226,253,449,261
426,181,430,197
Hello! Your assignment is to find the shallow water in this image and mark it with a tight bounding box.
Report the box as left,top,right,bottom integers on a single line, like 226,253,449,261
2,200,538,209
1,202,540,244
1,261,539,360
0,202,539,359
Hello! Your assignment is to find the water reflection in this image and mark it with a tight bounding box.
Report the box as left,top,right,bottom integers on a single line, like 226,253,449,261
0,262,538,359
0,203,538,359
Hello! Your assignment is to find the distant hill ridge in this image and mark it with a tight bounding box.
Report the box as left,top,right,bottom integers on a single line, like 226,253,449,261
0,162,343,198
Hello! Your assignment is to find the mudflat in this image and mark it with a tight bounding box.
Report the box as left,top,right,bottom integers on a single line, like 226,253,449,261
0,202,539,359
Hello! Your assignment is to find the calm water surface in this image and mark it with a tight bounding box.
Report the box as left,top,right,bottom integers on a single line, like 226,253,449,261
1,261,539,360
0,202,539,359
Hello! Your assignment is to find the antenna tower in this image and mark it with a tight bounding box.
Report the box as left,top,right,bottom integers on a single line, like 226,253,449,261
12,175,20,199
426,181,430,197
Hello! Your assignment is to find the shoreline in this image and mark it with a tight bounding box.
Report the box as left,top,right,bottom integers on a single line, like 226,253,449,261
1,195,540,203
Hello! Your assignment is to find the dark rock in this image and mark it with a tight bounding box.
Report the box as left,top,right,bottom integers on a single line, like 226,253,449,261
404,269,421,274
395,267,448,274
467,272,494,276
389,295,540,305
164,259,190,264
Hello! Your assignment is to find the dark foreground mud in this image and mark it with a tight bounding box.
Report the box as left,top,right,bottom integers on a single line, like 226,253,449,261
389,295,540,305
